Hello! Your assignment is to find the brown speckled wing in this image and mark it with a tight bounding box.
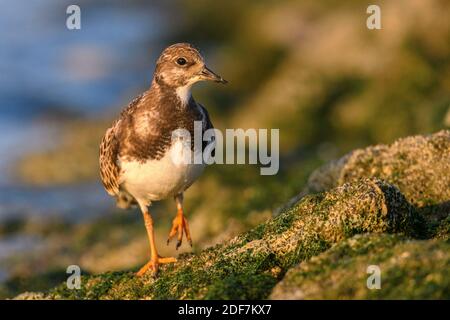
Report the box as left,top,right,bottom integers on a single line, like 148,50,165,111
197,102,214,152
198,103,213,131
99,94,144,196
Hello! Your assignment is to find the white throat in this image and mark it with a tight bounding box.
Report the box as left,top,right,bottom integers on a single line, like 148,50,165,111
176,85,192,105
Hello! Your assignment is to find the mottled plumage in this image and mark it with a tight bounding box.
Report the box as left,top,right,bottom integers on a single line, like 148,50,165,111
98,43,226,276
99,93,144,198
99,91,213,206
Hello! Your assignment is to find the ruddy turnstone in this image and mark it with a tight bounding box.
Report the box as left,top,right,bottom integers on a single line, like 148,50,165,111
99,43,226,276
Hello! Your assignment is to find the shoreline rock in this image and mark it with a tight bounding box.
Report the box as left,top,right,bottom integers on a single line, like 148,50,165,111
277,130,450,226
44,178,421,299
15,130,450,299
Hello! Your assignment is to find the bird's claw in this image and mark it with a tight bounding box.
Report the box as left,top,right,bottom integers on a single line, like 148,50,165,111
136,256,177,277
167,213,192,249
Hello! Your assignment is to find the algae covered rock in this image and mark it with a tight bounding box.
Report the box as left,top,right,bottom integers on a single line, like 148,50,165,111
12,292,48,300
45,178,418,299
17,131,450,299
435,215,450,240
282,130,450,225
16,131,450,300
270,234,450,300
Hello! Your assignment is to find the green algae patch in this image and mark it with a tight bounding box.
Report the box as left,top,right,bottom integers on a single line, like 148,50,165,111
270,234,450,299
44,178,418,299
290,130,450,228
434,215,450,240
16,130,450,300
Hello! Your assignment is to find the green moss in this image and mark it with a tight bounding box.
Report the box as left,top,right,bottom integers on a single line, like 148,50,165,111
35,178,421,300
271,234,450,299
434,215,450,240
303,130,450,227
205,274,278,300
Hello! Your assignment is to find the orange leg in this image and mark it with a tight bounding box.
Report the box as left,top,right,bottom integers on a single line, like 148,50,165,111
167,194,192,249
137,206,176,277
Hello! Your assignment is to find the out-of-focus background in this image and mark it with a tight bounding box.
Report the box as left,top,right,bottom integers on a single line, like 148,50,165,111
0,0,449,298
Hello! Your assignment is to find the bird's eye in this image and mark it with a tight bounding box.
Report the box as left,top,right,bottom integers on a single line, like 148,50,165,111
176,57,187,66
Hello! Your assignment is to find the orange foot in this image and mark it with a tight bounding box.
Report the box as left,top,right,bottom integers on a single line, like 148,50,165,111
167,211,192,249
136,256,177,277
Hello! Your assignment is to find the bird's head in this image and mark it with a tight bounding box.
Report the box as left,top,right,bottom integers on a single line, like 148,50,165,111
153,43,227,89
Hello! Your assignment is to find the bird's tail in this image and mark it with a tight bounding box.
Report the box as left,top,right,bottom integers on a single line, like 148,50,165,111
116,191,137,209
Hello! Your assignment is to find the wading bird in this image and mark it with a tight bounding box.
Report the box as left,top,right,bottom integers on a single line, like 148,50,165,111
99,43,226,276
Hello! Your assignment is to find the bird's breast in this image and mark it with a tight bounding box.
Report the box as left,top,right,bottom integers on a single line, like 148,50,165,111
119,139,206,204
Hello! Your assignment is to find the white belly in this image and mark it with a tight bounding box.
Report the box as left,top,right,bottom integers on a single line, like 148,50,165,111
119,140,206,205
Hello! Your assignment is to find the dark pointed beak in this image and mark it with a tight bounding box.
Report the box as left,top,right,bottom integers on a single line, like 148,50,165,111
200,66,227,84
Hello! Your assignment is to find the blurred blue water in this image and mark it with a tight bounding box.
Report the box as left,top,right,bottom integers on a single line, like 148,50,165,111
0,0,164,117
0,183,114,221
0,1,173,277
0,0,167,178
0,1,170,220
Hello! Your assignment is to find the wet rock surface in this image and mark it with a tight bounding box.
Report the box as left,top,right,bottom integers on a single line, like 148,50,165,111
15,131,450,299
